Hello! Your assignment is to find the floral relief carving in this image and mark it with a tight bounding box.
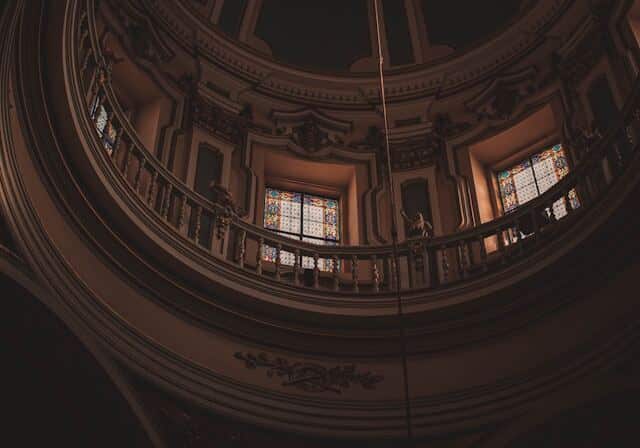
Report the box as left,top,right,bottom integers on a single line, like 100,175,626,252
234,352,384,394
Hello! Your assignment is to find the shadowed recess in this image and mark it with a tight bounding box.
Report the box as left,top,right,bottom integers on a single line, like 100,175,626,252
421,0,526,50
3,275,153,448
255,0,371,72
382,0,414,66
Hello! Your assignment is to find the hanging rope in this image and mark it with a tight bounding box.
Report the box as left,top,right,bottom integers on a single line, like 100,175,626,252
372,0,414,442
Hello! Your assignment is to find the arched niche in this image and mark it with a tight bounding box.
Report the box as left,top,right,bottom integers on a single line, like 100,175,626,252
452,104,562,228
242,133,387,245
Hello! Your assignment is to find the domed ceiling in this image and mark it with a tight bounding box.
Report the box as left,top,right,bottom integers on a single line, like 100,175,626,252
212,0,532,72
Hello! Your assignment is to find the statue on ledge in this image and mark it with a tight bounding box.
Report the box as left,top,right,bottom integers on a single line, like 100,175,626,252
401,210,433,239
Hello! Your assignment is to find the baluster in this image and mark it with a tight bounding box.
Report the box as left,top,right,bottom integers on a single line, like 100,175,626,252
147,171,158,207
372,255,380,293
134,157,145,191
497,228,506,264
530,208,540,241
256,237,264,275
388,256,397,291
440,246,449,284
465,240,474,268
478,235,488,273
293,249,301,286
176,194,187,232
193,206,203,244
407,248,416,289
87,69,102,105
162,184,173,219
513,219,524,257
104,110,115,151
122,142,133,177
236,230,246,268
332,256,340,291
93,92,106,119
206,211,215,250
456,242,465,280
351,255,359,293
111,126,124,160
275,243,282,281
422,243,431,287
577,177,591,207
313,253,320,289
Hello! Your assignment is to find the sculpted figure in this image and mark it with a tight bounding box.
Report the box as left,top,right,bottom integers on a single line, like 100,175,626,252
401,210,433,239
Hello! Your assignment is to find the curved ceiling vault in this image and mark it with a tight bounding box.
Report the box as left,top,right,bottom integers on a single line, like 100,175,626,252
212,0,531,72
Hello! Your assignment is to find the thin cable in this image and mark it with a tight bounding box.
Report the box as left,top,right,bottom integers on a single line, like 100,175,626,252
372,0,414,443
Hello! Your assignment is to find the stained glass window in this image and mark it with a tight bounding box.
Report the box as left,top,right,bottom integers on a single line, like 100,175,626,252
263,187,340,271
498,144,579,219
90,94,118,155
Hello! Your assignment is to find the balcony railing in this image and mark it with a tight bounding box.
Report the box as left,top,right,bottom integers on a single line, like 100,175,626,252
73,1,640,296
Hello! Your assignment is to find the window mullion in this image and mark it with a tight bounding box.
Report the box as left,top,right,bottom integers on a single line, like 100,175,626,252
530,156,542,196
299,193,304,266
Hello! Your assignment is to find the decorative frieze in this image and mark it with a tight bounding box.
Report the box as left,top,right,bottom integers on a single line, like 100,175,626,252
234,352,384,394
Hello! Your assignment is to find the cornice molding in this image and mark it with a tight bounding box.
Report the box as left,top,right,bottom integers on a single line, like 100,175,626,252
113,0,578,107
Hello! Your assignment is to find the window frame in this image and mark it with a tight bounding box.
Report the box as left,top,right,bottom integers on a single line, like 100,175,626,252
263,186,342,246
496,143,571,215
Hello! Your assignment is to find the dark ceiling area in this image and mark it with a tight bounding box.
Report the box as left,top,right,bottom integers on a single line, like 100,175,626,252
255,0,371,72
421,0,526,49
3,274,153,448
218,0,530,72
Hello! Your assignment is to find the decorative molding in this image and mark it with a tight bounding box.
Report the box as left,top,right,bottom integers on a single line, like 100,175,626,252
271,108,352,133
390,132,443,171
191,94,248,144
140,0,575,106
555,18,607,86
271,108,352,152
465,67,539,121
431,113,473,139
234,352,384,394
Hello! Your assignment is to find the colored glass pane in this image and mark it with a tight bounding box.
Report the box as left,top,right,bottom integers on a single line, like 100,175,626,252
498,144,578,217
263,188,340,271
90,95,117,154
